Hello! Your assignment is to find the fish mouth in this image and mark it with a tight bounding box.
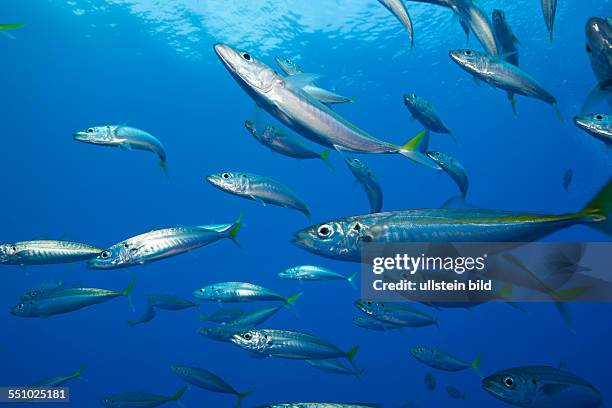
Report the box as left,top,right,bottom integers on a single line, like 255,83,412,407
573,116,591,130
213,43,232,68
448,50,463,64
72,132,89,142
291,231,311,248
206,174,222,187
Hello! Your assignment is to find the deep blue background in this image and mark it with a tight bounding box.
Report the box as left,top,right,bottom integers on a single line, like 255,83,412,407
1,0,611,407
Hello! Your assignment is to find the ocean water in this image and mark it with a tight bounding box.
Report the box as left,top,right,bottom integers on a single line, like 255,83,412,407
1,0,611,407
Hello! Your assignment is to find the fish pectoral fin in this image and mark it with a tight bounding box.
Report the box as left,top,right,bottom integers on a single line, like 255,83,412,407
283,73,322,90
249,195,266,206
118,142,133,151
540,383,570,396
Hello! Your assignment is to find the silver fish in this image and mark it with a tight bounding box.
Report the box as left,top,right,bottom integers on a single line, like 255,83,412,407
306,359,363,377
170,364,252,407
31,364,85,387
213,44,439,170
351,316,404,332
377,0,414,47
193,282,302,306
87,215,243,269
582,17,612,113
426,151,468,198
355,300,437,328
230,329,359,365
127,305,156,327
0,240,102,266
11,277,136,318
574,113,612,145
101,387,187,408
245,120,332,166
148,294,199,310
207,172,310,217
73,125,167,175
345,157,383,213
274,57,354,105
403,94,452,134
279,265,358,289
449,49,557,112
540,0,558,43
483,366,602,408
410,346,481,372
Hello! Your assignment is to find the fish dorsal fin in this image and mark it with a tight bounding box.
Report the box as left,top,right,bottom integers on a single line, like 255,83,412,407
284,73,321,90
401,129,431,153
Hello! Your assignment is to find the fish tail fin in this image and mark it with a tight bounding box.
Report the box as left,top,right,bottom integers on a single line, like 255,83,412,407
284,292,303,312
553,301,574,329
235,391,254,408
320,150,334,169
228,212,245,247
350,96,356,104
579,178,612,235
347,272,358,291
159,160,169,178
552,286,592,302
397,129,439,169
552,103,564,123
72,363,86,380
471,353,482,370
549,31,553,44
198,314,208,322
507,92,517,115
346,345,360,370
171,386,188,401
122,275,137,312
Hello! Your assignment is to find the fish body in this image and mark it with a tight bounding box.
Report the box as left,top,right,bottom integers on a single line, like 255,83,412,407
492,10,519,66
213,44,439,169
306,359,363,377
540,0,558,42
410,346,480,372
345,157,383,213
351,316,403,331
11,278,135,318
193,282,301,305
483,366,602,408
0,240,101,266
574,114,612,144
426,151,468,198
87,216,242,269
377,0,414,47
245,121,331,164
171,365,252,406
101,387,187,408
207,172,310,217
403,94,451,134
147,294,198,310
585,18,612,84
73,125,166,172
279,265,357,288
230,329,359,363
21,281,64,300
446,385,467,399
31,364,85,387
424,373,437,390
355,301,437,327
449,49,556,107
226,305,284,327
200,307,244,323
293,180,612,262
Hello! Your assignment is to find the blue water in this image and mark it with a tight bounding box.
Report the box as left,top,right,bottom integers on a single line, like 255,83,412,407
2,0,611,407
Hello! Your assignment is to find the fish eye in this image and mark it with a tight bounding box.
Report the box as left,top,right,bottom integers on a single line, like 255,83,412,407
17,303,24,310
222,173,230,179
352,223,362,231
285,59,290,63
531,378,536,385
353,158,360,164
595,114,604,120
317,224,332,238
419,348,424,352
87,128,94,133
123,243,129,249
586,44,592,53
464,50,472,56
244,333,252,340
30,291,37,297
241,52,251,61
101,251,110,259
366,301,372,305
503,376,515,388
412,93,417,98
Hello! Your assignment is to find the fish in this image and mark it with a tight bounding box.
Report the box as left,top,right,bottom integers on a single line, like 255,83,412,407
127,305,156,327
354,301,437,328
483,365,602,408
101,386,187,408
224,304,285,327
446,385,467,399
21,281,64,301
0,24,25,30
73,125,167,175
410,346,481,373
449,49,557,114
199,325,253,343
492,9,520,112
403,94,452,135
424,373,437,390
147,294,199,310
244,120,332,167
252,404,381,408
230,329,359,367
426,151,468,198
0,240,102,266
345,157,383,213
573,114,612,145
274,57,354,105
170,364,252,407
293,180,612,262
377,0,414,47
30,363,85,387
199,307,244,323
306,359,363,378
351,316,404,332
193,282,302,306
279,265,358,289
540,0,558,43
87,214,243,269
207,172,311,217
213,44,440,170
11,276,136,318
563,169,573,192
582,18,612,113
